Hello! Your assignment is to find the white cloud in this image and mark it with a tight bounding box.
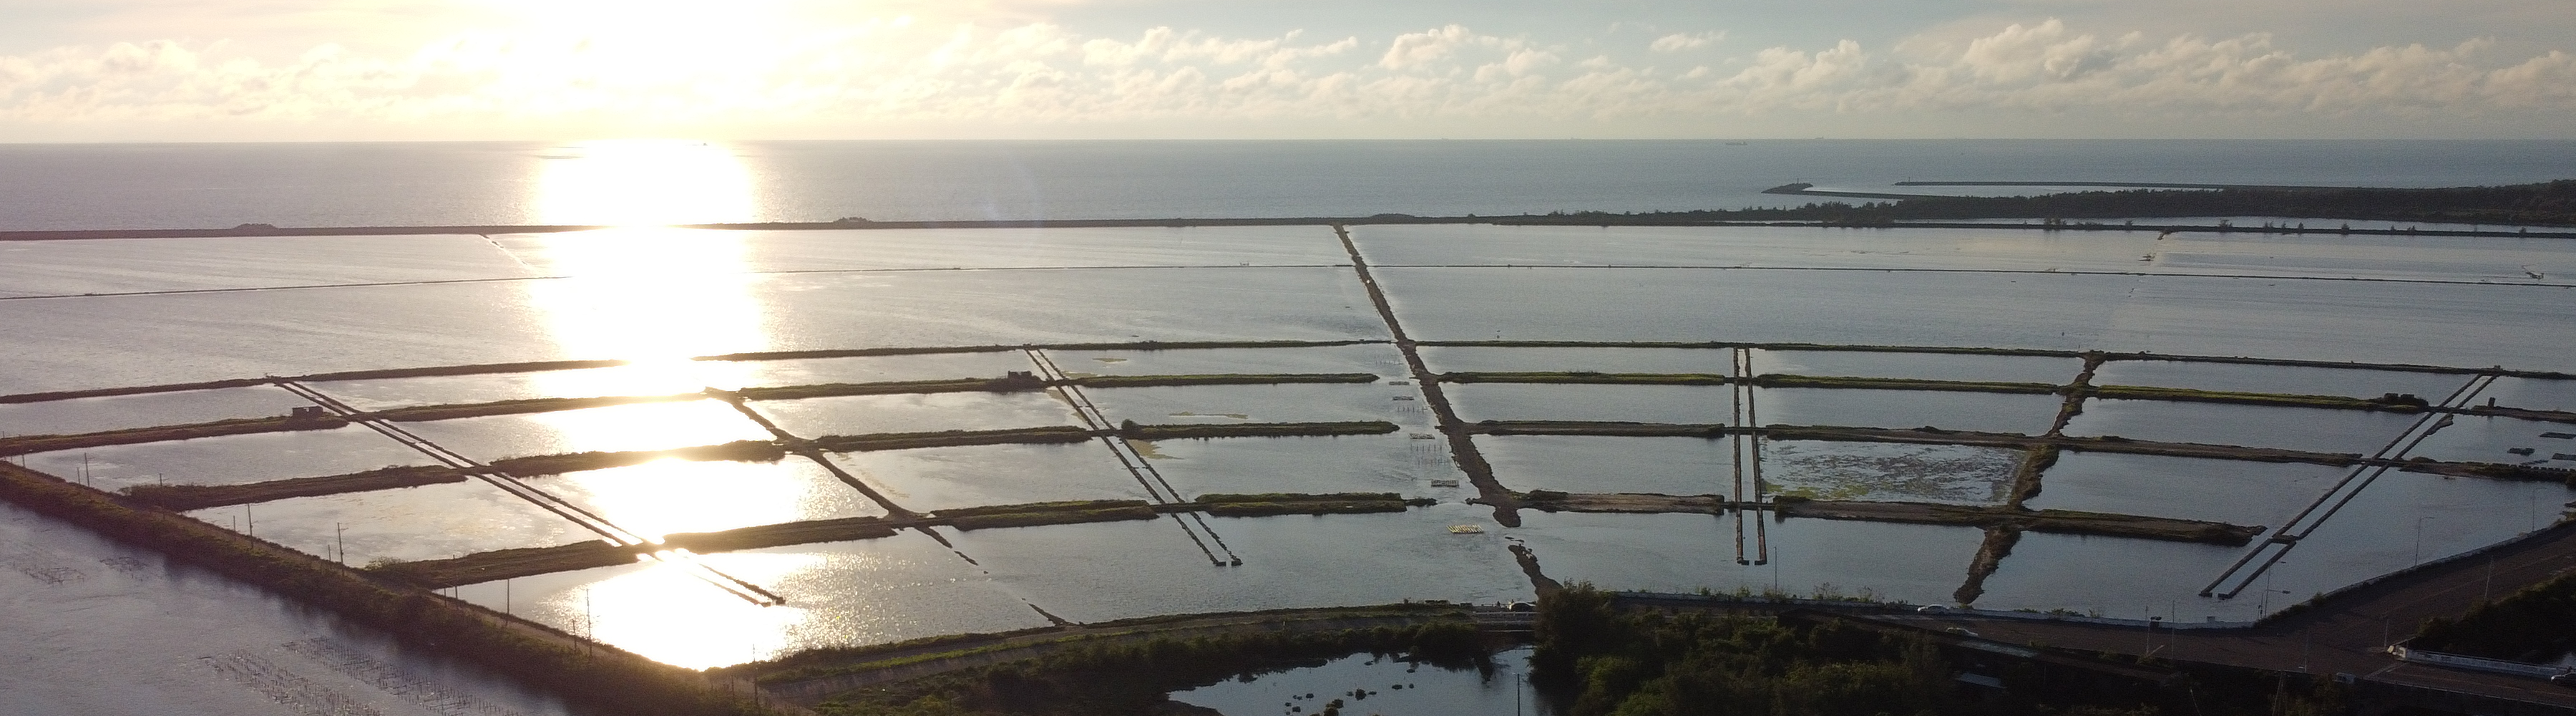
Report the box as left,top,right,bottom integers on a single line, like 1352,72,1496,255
1649,32,1724,52
0,19,2570,137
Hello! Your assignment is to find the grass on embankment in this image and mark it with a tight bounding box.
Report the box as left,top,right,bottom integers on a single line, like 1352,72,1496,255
0,415,346,456
0,462,787,715
736,377,1045,401
1438,371,1731,385
933,500,1162,530
384,493,1449,587
799,619,1485,715
695,339,1382,363
123,465,469,511
119,440,793,510
1511,490,2260,545
809,426,1099,453
726,603,1472,686
365,392,708,422
2414,570,2576,664
1069,373,1379,388
2087,384,2428,412
1191,493,1434,516
1116,420,1400,440
489,440,789,475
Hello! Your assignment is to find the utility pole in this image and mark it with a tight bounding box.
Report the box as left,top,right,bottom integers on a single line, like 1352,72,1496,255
2483,556,2494,604
2414,516,2435,565
335,522,346,565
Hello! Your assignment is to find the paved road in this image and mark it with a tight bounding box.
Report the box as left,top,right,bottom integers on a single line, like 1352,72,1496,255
1886,521,2576,710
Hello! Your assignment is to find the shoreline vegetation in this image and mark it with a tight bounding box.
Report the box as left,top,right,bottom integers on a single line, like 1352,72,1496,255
4,179,2573,243
781,612,1488,715
0,461,794,716
1532,585,2346,716
2412,571,2576,664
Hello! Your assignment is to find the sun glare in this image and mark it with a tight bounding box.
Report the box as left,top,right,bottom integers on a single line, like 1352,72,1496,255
537,140,756,227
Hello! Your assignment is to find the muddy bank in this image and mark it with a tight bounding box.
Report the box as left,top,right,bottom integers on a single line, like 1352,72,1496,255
1460,422,2363,467
1438,372,1732,385
1954,527,2024,605
122,465,471,511
117,440,794,509
1761,374,2060,395
1334,226,1518,528
1508,490,2260,546
1116,420,1400,440
934,500,1162,531
366,392,708,422
0,414,346,455
697,340,1380,363
2087,384,2426,412
1468,420,1731,437
488,440,791,475
1420,340,2087,359
807,426,1099,453
1069,373,1380,388
388,493,1448,587
1189,493,1433,516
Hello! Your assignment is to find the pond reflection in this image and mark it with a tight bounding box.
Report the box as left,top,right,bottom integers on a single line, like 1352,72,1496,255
485,140,827,666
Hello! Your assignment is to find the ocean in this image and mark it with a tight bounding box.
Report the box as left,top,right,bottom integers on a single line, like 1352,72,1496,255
3,140,2574,231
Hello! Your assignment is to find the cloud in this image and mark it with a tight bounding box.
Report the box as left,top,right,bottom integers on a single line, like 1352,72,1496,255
1649,32,1724,52
0,19,2570,137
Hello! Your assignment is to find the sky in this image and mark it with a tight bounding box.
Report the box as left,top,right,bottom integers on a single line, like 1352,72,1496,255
1,0,2572,140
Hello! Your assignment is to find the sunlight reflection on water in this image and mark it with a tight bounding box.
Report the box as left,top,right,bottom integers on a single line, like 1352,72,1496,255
502,139,846,667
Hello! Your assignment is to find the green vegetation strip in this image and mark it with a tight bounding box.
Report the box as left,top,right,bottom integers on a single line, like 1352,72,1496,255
1191,492,1435,516
2414,570,2576,664
1069,372,1379,388
732,603,1468,684
1530,180,2576,227
1533,586,2326,716
489,440,790,475
1468,420,1732,437
123,465,470,511
934,500,1163,531
736,377,1043,400
1511,490,2260,545
695,339,1382,363
2400,460,2576,486
1415,339,2085,358
1438,372,1732,385
1756,374,2062,394
786,616,1485,715
119,440,796,511
1116,420,1400,439
389,493,1444,587
809,426,1099,453
364,392,708,422
0,463,787,715
2087,384,2425,412
0,377,270,405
